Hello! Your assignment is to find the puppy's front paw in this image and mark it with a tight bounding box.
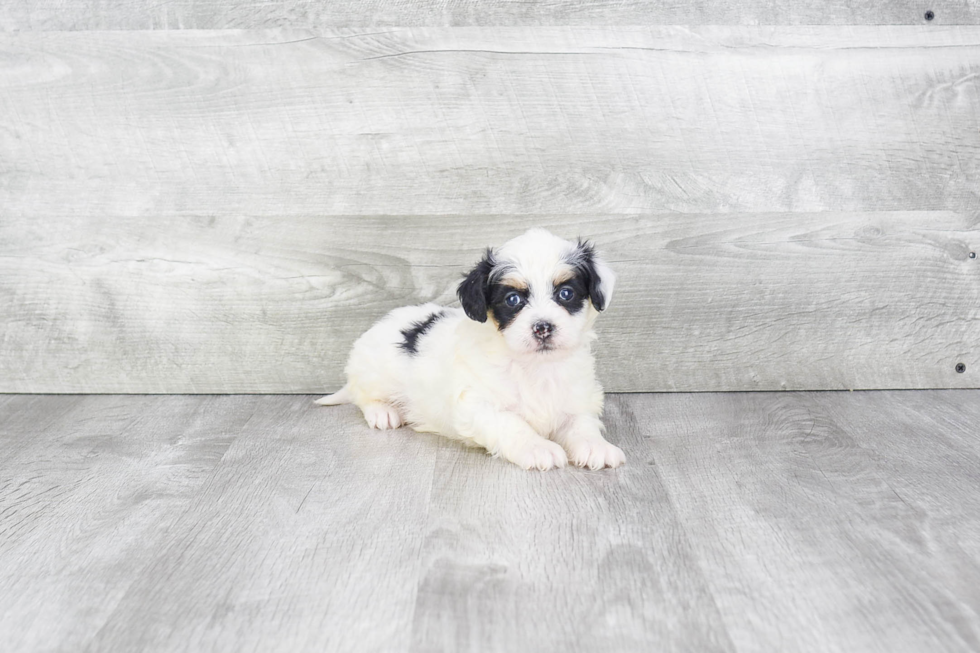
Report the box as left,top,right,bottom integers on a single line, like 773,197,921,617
566,438,626,470
361,403,403,430
507,439,568,471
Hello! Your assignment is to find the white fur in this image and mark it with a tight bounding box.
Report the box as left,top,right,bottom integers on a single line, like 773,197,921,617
315,228,625,471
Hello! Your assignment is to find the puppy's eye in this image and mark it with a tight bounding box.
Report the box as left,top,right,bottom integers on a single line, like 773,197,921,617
505,292,522,307
558,287,575,302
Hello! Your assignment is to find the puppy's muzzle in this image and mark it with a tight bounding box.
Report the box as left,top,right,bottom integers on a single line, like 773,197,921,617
532,321,555,341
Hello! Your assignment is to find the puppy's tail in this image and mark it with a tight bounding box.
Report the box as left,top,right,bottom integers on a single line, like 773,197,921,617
314,384,352,406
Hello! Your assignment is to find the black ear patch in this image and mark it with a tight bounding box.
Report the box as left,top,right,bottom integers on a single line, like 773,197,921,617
457,249,495,323
573,240,607,311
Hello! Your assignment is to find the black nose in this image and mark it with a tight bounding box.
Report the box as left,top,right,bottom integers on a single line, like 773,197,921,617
532,321,554,340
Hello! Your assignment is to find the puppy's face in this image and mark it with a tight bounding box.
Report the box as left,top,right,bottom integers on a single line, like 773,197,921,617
457,229,616,357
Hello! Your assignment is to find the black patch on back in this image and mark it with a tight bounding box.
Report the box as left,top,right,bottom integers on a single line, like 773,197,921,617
399,310,446,355
488,283,529,331
567,240,607,311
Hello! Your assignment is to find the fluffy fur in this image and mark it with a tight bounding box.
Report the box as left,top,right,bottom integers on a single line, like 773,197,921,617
315,228,625,471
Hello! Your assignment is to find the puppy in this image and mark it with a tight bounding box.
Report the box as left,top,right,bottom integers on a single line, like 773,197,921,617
315,228,625,471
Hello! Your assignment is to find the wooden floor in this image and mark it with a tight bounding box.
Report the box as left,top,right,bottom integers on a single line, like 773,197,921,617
1,391,979,652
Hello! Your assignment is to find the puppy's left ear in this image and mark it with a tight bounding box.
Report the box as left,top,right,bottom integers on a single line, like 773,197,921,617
576,240,616,311
457,248,495,323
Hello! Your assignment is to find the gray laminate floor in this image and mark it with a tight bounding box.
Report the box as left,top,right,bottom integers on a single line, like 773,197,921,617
1,391,978,652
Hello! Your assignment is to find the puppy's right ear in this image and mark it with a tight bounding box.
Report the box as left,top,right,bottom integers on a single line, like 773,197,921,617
457,249,495,323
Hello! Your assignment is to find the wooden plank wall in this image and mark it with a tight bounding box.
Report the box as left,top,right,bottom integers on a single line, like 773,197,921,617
4,1,980,29
1,6,978,393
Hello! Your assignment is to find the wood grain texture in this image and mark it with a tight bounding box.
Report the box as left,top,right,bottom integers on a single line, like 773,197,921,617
2,212,977,393
1,392,979,651
625,391,980,652
82,395,439,653
3,26,979,392
411,416,734,652
2,0,979,30
2,27,980,218
0,395,250,651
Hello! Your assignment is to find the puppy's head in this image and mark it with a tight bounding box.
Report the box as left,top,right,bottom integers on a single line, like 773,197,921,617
457,228,616,356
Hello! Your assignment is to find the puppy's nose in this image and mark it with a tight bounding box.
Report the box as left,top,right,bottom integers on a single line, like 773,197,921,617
532,321,554,340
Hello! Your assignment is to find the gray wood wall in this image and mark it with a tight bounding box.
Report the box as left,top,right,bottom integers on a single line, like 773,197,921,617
1,4,979,393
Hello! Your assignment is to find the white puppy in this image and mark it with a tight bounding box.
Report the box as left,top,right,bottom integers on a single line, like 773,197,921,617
315,228,625,471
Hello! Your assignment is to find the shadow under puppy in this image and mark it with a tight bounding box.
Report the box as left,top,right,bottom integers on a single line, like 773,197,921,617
316,228,625,471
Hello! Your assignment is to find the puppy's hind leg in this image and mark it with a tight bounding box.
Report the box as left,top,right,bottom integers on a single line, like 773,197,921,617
360,402,404,430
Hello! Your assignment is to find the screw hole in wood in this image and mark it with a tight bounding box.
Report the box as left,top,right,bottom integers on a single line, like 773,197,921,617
925,10,935,20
